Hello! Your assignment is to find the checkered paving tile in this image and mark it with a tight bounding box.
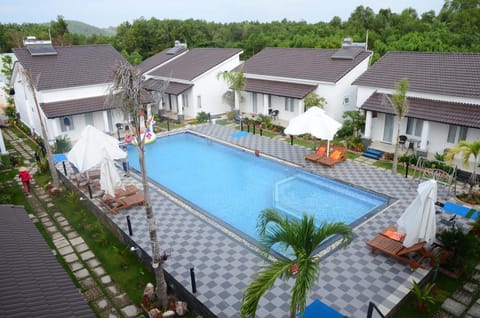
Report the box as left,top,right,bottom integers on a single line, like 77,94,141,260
58,124,456,318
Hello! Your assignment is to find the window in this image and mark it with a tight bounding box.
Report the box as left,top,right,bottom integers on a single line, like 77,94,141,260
182,93,189,108
284,97,295,112
252,93,258,113
447,125,457,143
84,113,93,126
447,125,468,143
60,116,74,132
459,126,468,141
343,97,350,106
406,118,423,137
197,95,202,109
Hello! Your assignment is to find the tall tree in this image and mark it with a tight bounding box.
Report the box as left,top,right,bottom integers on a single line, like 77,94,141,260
240,209,352,318
385,78,409,174
21,68,60,187
445,140,480,200
217,70,245,116
108,62,168,307
50,15,71,46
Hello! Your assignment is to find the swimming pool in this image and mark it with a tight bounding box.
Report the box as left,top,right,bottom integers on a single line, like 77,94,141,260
127,132,387,242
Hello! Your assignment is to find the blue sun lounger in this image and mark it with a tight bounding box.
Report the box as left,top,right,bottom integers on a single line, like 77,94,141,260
443,202,478,220
297,299,345,318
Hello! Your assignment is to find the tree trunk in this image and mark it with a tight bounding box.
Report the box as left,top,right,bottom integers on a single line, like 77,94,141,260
28,71,60,187
392,120,401,174
138,141,168,307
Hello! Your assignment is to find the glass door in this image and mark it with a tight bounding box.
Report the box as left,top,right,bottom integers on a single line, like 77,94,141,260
383,114,394,143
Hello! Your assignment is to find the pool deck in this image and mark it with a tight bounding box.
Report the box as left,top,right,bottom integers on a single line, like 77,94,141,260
64,124,455,317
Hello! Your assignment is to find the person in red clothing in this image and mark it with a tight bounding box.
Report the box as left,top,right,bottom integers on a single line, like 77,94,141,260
18,166,33,195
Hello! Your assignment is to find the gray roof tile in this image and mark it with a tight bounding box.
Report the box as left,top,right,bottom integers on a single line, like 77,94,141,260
137,46,188,74
360,92,480,129
40,91,154,118
13,44,127,91
244,78,316,99
353,51,480,99
242,47,372,83
0,205,94,318
40,95,113,118
143,78,193,95
147,48,243,81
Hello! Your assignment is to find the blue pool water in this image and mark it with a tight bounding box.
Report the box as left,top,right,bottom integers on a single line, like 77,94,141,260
127,133,387,241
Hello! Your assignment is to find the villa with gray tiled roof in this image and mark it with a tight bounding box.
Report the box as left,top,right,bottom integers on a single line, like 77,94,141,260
239,39,373,124
12,40,129,144
353,51,480,170
141,44,243,122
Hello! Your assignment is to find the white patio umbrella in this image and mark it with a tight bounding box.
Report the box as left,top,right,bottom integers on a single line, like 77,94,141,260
284,107,342,155
397,179,438,248
100,150,123,197
67,125,126,172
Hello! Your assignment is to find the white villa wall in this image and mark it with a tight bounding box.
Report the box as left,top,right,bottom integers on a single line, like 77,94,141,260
191,54,241,116
325,57,371,122
39,84,111,103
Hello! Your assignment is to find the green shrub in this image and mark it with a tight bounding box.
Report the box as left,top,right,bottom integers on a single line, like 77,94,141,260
196,111,209,123
54,135,72,153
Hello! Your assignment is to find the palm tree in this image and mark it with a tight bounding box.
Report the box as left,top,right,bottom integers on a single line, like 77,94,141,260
217,69,245,116
389,78,409,174
108,61,168,307
240,209,352,318
445,140,480,200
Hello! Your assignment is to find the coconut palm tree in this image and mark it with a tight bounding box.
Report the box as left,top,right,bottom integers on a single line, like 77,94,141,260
108,61,168,307
240,209,352,318
445,140,480,201
217,69,245,116
388,78,409,175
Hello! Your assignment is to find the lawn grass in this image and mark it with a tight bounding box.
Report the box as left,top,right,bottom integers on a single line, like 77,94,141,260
393,272,461,317
52,191,155,305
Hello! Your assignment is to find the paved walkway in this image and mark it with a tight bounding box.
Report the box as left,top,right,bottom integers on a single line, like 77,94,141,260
3,129,141,318
5,124,480,317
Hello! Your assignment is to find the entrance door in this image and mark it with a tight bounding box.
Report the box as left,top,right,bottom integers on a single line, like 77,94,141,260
383,114,394,143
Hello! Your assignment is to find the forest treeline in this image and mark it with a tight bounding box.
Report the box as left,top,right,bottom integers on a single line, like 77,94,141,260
1,0,479,64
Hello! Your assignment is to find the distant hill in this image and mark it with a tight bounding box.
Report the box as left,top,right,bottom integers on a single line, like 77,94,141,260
66,20,116,36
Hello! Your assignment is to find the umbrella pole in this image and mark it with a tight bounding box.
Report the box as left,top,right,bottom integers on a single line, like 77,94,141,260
326,140,330,157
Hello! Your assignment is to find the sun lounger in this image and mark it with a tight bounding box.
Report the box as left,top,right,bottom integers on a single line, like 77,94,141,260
305,146,327,162
367,226,430,270
314,146,347,167
108,192,145,214
102,185,140,206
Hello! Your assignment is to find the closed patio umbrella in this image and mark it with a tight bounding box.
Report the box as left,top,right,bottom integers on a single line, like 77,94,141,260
100,150,123,197
67,125,126,172
397,179,437,248
284,107,341,156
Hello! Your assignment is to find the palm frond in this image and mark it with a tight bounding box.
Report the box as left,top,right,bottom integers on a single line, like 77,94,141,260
240,259,293,318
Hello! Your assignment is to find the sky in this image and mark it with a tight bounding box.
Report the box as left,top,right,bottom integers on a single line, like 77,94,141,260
1,0,445,29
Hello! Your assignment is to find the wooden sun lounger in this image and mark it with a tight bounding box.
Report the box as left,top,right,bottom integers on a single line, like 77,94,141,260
108,192,145,214
305,146,327,162
308,146,347,167
102,185,140,206
367,226,429,270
